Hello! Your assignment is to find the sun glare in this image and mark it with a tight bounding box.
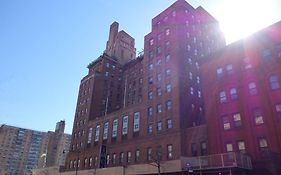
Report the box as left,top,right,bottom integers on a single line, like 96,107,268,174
217,0,276,44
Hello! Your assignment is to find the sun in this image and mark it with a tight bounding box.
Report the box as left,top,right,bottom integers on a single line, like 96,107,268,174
217,0,276,44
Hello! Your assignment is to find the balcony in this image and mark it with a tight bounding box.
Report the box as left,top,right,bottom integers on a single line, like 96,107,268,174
181,152,252,171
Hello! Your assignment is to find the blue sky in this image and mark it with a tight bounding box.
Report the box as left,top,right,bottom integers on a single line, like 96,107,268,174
1,0,281,134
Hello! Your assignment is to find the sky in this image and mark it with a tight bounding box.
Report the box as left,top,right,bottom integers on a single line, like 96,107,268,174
1,0,281,134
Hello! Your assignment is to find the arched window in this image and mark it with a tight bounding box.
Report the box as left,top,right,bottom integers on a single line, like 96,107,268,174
269,75,280,90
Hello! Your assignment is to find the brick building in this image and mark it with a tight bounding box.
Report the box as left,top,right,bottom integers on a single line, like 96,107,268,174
65,0,231,174
201,21,281,174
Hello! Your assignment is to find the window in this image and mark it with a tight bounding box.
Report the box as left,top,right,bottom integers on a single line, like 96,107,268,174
262,48,272,61
226,64,233,74
167,145,173,159
148,64,153,70
87,128,93,144
196,76,200,84
94,125,100,142
258,137,268,149
148,107,153,116
147,148,152,161
157,87,161,96
190,87,194,95
166,100,172,110
233,113,242,127
237,140,246,152
166,84,172,92
148,124,153,134
253,108,264,125
191,143,197,156
148,77,153,84
135,150,140,162
226,143,233,152
148,91,153,100
219,91,227,103
165,41,170,49
112,119,118,138
157,73,162,81
188,58,192,64
244,57,252,69
167,119,173,129
165,54,171,62
248,82,257,95
149,51,154,59
122,116,128,135
149,39,154,46
223,116,231,130
189,72,193,80
201,142,207,155
157,34,161,41
276,43,281,57
172,10,176,17
105,72,109,76
230,88,237,100
195,62,199,69
157,47,161,54
216,67,223,77
269,75,280,90
275,103,281,118
157,121,162,132
157,104,162,113
112,154,116,165
106,154,110,165
103,122,109,140
165,28,170,36
156,59,161,66
198,91,201,98
133,112,140,132
127,152,132,163
166,69,171,76
120,152,124,164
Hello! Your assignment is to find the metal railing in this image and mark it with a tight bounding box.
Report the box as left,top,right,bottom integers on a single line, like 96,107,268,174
181,152,252,171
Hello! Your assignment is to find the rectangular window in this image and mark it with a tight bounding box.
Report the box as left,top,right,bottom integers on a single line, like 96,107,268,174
237,140,246,152
157,121,162,132
191,143,197,156
167,145,173,159
233,113,242,127
226,143,233,152
135,150,140,162
87,128,93,144
157,73,161,82
244,57,252,69
103,122,109,140
223,116,231,130
216,67,223,77
157,47,161,54
166,100,172,110
230,88,237,100
106,154,110,165
253,108,264,125
120,152,124,164
219,91,227,103
248,82,257,95
275,103,281,118
148,124,153,134
127,151,132,163
201,141,207,155
165,69,171,76
157,104,162,113
94,125,100,142
166,84,172,92
226,64,233,74
133,112,140,132
122,116,128,135
147,148,152,161
167,119,173,129
258,137,268,149
165,54,171,62
112,119,118,138
148,91,153,100
190,87,194,95
148,107,153,116
157,87,161,96
112,154,116,165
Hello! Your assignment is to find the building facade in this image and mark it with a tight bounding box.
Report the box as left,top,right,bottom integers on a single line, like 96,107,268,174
0,121,71,175
65,0,227,174
201,21,281,175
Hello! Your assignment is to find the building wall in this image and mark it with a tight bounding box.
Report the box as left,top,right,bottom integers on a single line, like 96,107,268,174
201,21,281,174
